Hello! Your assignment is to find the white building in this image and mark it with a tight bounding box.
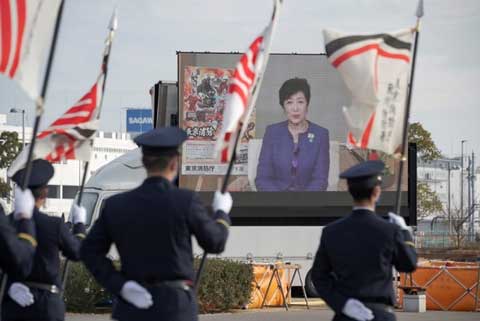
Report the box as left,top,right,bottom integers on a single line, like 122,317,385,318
0,114,137,216
417,157,479,236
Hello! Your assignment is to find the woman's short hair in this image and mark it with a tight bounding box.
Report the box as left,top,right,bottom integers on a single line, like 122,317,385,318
279,78,311,107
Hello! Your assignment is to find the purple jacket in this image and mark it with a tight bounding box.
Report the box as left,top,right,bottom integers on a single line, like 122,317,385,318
255,121,329,191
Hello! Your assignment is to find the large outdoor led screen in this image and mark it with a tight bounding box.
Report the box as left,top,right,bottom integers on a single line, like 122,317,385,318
178,52,408,196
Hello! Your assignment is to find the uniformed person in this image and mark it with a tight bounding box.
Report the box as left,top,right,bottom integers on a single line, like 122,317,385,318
2,159,87,321
311,160,417,321
0,187,37,278
80,127,232,321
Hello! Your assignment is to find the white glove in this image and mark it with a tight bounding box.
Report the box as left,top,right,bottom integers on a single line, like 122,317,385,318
70,204,87,224
14,187,35,220
120,281,153,309
212,191,233,214
8,283,34,307
342,298,374,321
388,212,411,232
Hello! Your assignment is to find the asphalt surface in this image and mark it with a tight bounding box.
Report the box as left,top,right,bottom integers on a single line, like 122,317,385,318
66,307,480,321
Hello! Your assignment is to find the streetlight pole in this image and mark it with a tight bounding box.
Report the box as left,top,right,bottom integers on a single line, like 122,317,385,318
9,108,26,150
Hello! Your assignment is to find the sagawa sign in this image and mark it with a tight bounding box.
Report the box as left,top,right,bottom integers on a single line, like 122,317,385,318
126,109,153,132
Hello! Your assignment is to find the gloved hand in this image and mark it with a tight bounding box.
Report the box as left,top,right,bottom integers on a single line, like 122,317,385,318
212,191,233,214
342,298,374,321
14,187,35,220
70,204,87,224
388,212,411,232
8,283,34,307
120,281,153,309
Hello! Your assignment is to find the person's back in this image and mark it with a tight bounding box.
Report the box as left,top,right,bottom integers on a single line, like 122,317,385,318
7,209,84,285
99,177,227,283
2,159,87,321
316,209,415,307
80,127,232,321
311,160,417,321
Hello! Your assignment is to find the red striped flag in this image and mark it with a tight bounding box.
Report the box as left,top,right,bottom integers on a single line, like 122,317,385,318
216,0,282,163
8,10,117,177
7,75,103,176
324,28,413,155
35,78,102,162
0,0,62,98
217,36,263,163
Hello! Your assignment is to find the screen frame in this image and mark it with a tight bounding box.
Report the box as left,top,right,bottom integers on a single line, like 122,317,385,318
176,51,417,226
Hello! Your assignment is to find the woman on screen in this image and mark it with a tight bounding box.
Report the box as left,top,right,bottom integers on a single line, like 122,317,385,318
255,78,329,191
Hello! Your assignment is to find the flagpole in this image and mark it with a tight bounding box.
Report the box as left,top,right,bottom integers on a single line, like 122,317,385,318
0,2,65,317
394,0,423,215
60,161,89,295
21,0,65,190
194,0,282,291
60,9,116,296
194,127,242,289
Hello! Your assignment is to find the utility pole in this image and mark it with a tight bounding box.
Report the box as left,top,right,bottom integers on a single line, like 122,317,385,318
447,161,452,233
471,152,476,240
461,140,467,222
467,155,472,240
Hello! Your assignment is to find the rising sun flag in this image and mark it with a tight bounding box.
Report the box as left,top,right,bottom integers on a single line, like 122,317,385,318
215,0,282,163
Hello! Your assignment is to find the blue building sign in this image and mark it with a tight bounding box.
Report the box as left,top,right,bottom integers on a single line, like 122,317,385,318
126,109,153,133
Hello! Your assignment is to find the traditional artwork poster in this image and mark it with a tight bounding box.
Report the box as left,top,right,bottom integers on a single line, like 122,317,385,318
181,66,256,177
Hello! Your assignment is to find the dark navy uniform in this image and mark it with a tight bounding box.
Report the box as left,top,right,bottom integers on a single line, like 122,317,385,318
80,127,230,321
2,160,86,321
0,206,37,277
311,161,417,321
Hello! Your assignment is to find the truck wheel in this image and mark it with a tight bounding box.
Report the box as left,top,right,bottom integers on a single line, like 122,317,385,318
305,269,319,297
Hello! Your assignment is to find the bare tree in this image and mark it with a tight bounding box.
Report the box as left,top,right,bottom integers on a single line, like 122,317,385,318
447,206,467,248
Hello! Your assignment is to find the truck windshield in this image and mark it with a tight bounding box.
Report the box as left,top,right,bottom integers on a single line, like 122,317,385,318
79,192,99,226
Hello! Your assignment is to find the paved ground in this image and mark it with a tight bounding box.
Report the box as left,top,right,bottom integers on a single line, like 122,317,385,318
66,307,480,321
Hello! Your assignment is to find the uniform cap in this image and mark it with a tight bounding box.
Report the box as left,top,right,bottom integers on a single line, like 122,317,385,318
134,127,188,156
340,160,385,188
12,159,54,188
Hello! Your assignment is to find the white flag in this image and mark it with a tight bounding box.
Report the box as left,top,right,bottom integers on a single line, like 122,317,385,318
324,29,413,155
0,0,62,99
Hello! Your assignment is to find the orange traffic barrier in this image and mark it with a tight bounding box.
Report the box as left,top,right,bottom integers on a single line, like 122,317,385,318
399,260,480,311
248,263,289,309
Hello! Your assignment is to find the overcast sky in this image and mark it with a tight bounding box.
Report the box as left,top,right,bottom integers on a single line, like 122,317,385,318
0,0,479,159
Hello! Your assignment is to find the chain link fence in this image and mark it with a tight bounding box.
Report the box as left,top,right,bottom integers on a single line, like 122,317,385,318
415,232,480,249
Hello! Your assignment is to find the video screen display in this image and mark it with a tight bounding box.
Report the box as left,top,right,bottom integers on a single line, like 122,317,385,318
178,53,408,194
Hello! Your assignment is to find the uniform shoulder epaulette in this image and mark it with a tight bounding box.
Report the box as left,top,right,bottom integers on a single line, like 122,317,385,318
216,219,230,229
404,241,415,247
18,232,37,247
